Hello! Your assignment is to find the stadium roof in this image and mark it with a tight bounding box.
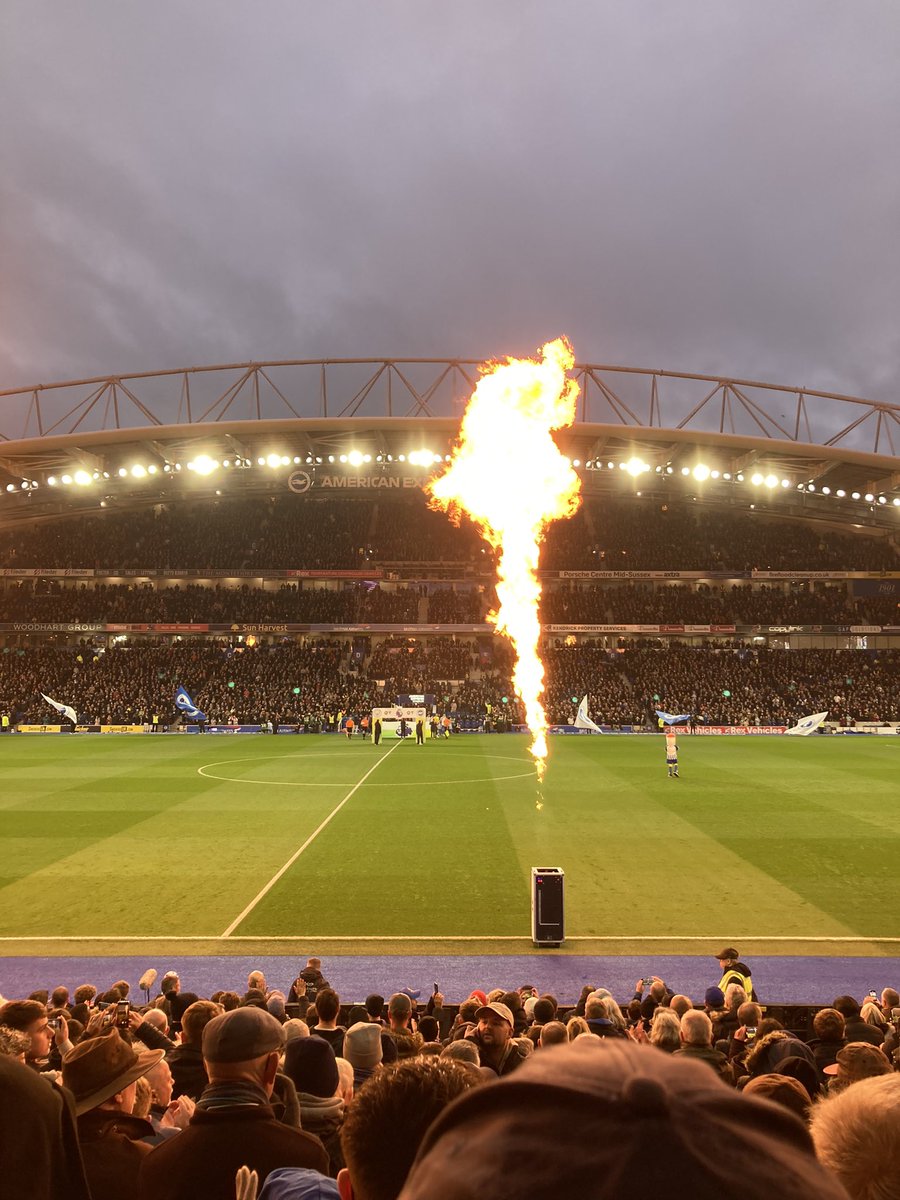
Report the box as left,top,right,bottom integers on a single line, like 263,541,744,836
1,358,898,531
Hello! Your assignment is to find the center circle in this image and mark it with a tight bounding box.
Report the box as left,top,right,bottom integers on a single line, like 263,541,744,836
197,750,537,788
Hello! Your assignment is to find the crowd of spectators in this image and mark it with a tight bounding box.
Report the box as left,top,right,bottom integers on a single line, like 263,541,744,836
1,493,896,571
542,581,899,625
540,500,899,572
543,645,900,726
2,577,897,627
1,956,898,1198
0,581,423,625
2,641,897,727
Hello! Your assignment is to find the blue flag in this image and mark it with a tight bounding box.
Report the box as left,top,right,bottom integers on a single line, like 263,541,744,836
655,710,691,725
175,686,207,722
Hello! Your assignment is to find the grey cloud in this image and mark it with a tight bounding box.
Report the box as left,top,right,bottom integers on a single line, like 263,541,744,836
1,0,898,412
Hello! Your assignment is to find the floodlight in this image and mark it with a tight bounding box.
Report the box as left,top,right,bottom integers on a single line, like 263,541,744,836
398,454,405,462
572,458,581,467
148,465,157,474
851,492,861,500
191,455,217,476
339,454,348,464
266,454,281,467
624,457,649,476
74,470,91,486
681,466,690,476
836,489,845,498
735,473,744,482
280,455,290,466
807,484,816,492
328,455,335,463
131,465,146,478
607,461,615,469
48,476,57,486
118,468,128,477
711,470,720,479
781,479,791,488
20,481,28,489
257,457,266,466
765,475,778,488
751,472,764,486
693,465,710,481
893,498,900,507
865,493,874,502
5,484,14,492
222,459,231,468
63,474,74,484
293,456,301,464
723,472,731,480
821,486,830,495
348,450,363,466
878,496,887,504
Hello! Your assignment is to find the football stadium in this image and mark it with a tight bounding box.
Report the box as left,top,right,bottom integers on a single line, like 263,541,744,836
3,347,900,1200
4,7,900,1195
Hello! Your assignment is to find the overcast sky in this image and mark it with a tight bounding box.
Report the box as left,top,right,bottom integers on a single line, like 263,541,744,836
2,1,899,409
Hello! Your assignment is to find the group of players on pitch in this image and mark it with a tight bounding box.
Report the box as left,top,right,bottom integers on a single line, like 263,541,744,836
342,714,453,744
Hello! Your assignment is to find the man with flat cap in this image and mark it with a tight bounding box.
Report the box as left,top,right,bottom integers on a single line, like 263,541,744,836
138,1006,328,1200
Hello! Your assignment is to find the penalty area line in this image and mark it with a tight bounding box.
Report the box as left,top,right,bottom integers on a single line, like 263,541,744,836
220,740,403,938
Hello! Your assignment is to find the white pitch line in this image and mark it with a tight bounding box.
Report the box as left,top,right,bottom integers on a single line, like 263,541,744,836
2,934,900,944
219,740,403,938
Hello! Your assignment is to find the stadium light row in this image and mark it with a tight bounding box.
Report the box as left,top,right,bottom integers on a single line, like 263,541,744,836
4,448,899,514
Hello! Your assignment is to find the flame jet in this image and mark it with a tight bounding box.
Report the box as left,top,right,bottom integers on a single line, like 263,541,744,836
428,338,582,779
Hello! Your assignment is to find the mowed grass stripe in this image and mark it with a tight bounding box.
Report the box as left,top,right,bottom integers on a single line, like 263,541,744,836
0,737,393,937
500,736,858,939
0,738,229,896
234,738,531,937
658,738,900,935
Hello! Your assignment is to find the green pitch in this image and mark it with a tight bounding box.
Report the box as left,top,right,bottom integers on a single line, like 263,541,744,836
0,733,898,956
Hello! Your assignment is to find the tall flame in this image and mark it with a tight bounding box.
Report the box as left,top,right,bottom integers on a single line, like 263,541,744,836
428,338,582,779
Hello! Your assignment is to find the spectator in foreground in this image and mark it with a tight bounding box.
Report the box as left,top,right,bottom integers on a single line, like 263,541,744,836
821,1041,893,1094
810,1074,900,1200
282,1035,345,1174
465,1002,529,1076
0,999,64,1072
0,1053,91,1198
338,1057,481,1200
400,1038,849,1200
62,1028,163,1200
167,1000,223,1100
138,1007,328,1199
312,990,346,1056
385,994,423,1060
673,1010,729,1078
832,995,885,1046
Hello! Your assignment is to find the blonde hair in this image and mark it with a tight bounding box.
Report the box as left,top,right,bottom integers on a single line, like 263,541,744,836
810,1074,900,1200
566,1016,590,1040
132,1075,153,1119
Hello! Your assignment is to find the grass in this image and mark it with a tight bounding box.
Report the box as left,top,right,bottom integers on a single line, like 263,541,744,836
0,732,898,956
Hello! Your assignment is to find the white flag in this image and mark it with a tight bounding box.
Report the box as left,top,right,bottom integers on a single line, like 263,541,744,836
785,711,828,736
574,696,602,733
41,693,78,725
